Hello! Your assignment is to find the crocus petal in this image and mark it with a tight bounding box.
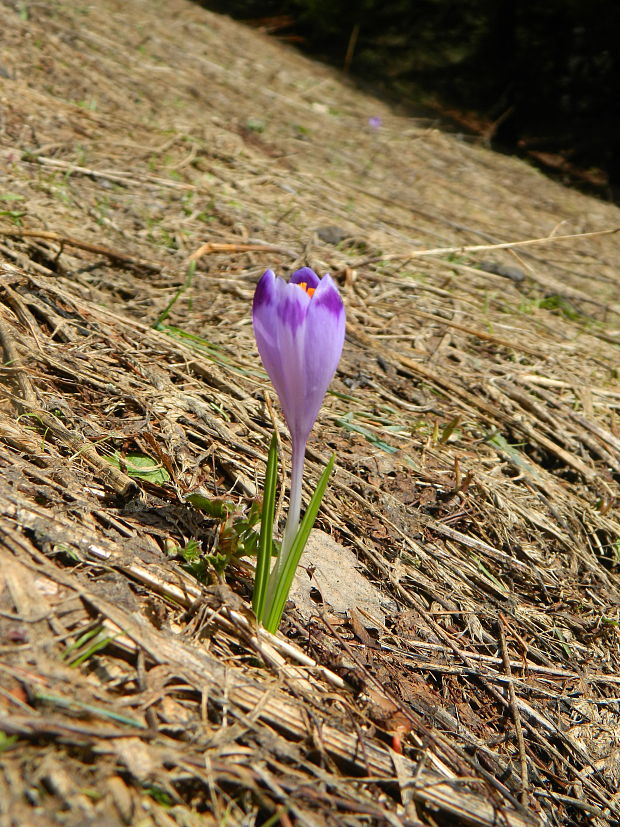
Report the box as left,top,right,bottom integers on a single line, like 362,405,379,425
253,271,307,433
253,271,292,412
273,284,309,436
300,274,345,438
290,267,320,289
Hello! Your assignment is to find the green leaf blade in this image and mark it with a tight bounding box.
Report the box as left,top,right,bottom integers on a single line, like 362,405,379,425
264,453,335,633
253,433,278,620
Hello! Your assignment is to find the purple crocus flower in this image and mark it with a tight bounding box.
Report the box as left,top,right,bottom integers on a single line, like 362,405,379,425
253,266,345,565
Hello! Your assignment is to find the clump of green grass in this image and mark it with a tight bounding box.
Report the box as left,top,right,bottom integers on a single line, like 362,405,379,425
175,495,263,582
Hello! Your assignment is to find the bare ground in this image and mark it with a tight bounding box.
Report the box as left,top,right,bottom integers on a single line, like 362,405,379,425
1,1,620,824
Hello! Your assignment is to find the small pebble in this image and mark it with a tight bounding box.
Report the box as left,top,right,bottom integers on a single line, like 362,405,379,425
479,260,526,282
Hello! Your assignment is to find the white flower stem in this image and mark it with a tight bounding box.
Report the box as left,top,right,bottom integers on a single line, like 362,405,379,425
281,436,305,560
264,436,305,613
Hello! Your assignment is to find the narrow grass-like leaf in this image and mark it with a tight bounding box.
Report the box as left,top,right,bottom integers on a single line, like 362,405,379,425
264,453,334,633
34,693,147,729
253,433,278,619
62,625,104,659
439,415,461,444
68,633,114,667
153,260,196,328
336,416,398,454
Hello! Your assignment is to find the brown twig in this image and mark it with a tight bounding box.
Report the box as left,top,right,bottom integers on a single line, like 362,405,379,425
187,241,296,262
378,226,620,260
0,228,162,272
499,614,530,808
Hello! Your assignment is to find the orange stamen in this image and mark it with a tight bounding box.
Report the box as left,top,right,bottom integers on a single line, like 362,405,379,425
297,282,315,297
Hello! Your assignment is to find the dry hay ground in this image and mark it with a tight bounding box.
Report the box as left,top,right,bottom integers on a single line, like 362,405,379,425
0,1,620,825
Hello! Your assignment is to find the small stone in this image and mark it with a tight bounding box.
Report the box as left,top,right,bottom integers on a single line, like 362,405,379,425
479,260,526,282
289,530,396,627
316,225,349,245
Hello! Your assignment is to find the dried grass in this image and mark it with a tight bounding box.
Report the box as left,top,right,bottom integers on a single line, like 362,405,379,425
0,0,619,824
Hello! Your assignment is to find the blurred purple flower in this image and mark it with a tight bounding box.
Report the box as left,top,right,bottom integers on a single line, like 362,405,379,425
253,267,345,556
368,116,382,130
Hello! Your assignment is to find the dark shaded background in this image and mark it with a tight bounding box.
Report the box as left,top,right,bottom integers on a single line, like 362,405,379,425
200,0,620,201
